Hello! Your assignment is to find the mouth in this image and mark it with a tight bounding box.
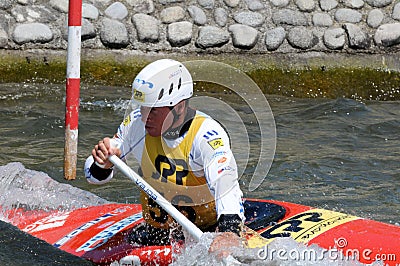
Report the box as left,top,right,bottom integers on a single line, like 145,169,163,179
145,123,153,130
145,122,158,131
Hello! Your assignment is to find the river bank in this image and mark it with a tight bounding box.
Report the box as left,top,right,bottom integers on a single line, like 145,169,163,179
1,49,399,100
2,0,400,99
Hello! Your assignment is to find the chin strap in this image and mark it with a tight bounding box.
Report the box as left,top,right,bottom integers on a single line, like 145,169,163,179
163,105,195,140
169,106,181,124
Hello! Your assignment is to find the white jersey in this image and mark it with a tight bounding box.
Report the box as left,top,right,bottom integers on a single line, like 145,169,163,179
85,109,244,220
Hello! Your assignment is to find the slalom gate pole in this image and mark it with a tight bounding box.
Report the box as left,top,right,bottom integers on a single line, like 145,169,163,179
64,0,82,180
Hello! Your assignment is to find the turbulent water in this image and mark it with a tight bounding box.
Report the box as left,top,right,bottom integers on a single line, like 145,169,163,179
0,82,399,265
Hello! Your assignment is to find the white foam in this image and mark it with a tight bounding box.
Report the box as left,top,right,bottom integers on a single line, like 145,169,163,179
171,233,384,266
0,162,108,223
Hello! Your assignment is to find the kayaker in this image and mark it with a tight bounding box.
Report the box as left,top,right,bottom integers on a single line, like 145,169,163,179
84,59,244,256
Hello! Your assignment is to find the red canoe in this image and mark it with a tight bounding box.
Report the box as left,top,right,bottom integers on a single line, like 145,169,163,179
4,199,400,265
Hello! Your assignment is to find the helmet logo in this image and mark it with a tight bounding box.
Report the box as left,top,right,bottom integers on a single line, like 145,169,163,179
168,68,182,79
135,78,154,89
133,89,145,102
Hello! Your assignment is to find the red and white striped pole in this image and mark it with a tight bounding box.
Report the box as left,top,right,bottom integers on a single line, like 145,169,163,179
64,0,82,180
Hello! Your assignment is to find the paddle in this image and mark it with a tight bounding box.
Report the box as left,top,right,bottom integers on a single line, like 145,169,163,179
108,155,203,241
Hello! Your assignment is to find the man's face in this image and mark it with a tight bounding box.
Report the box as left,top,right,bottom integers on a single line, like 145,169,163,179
140,106,174,137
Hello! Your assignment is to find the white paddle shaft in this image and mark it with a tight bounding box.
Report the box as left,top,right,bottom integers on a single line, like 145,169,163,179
109,155,204,241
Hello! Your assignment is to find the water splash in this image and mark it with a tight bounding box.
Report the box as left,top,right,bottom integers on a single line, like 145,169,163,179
80,98,130,112
0,162,108,222
172,234,382,266
171,232,221,266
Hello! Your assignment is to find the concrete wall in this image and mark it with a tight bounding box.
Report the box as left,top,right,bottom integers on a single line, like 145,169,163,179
1,0,400,54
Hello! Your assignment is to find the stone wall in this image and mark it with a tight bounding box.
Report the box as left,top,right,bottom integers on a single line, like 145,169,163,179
1,0,400,54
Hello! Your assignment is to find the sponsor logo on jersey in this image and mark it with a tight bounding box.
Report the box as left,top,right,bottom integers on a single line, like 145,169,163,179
208,138,224,150
123,115,131,126
211,151,227,159
217,166,233,174
218,157,227,164
203,130,219,140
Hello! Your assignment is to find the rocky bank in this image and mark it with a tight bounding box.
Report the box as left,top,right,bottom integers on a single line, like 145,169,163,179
1,0,400,53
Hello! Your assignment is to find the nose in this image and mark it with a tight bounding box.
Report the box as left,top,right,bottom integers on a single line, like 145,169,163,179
140,106,151,123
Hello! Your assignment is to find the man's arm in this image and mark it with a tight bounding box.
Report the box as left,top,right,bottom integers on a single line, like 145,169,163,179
192,118,245,234
84,109,145,185
208,153,244,235
192,117,245,259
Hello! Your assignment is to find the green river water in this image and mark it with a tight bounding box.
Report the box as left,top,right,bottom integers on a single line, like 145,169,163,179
0,54,398,265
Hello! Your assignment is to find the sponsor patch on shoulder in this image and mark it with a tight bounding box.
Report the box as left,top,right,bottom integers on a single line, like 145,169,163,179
208,138,224,150
123,115,131,126
218,157,227,164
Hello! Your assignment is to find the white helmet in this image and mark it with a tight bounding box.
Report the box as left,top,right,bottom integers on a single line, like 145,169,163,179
132,59,193,107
